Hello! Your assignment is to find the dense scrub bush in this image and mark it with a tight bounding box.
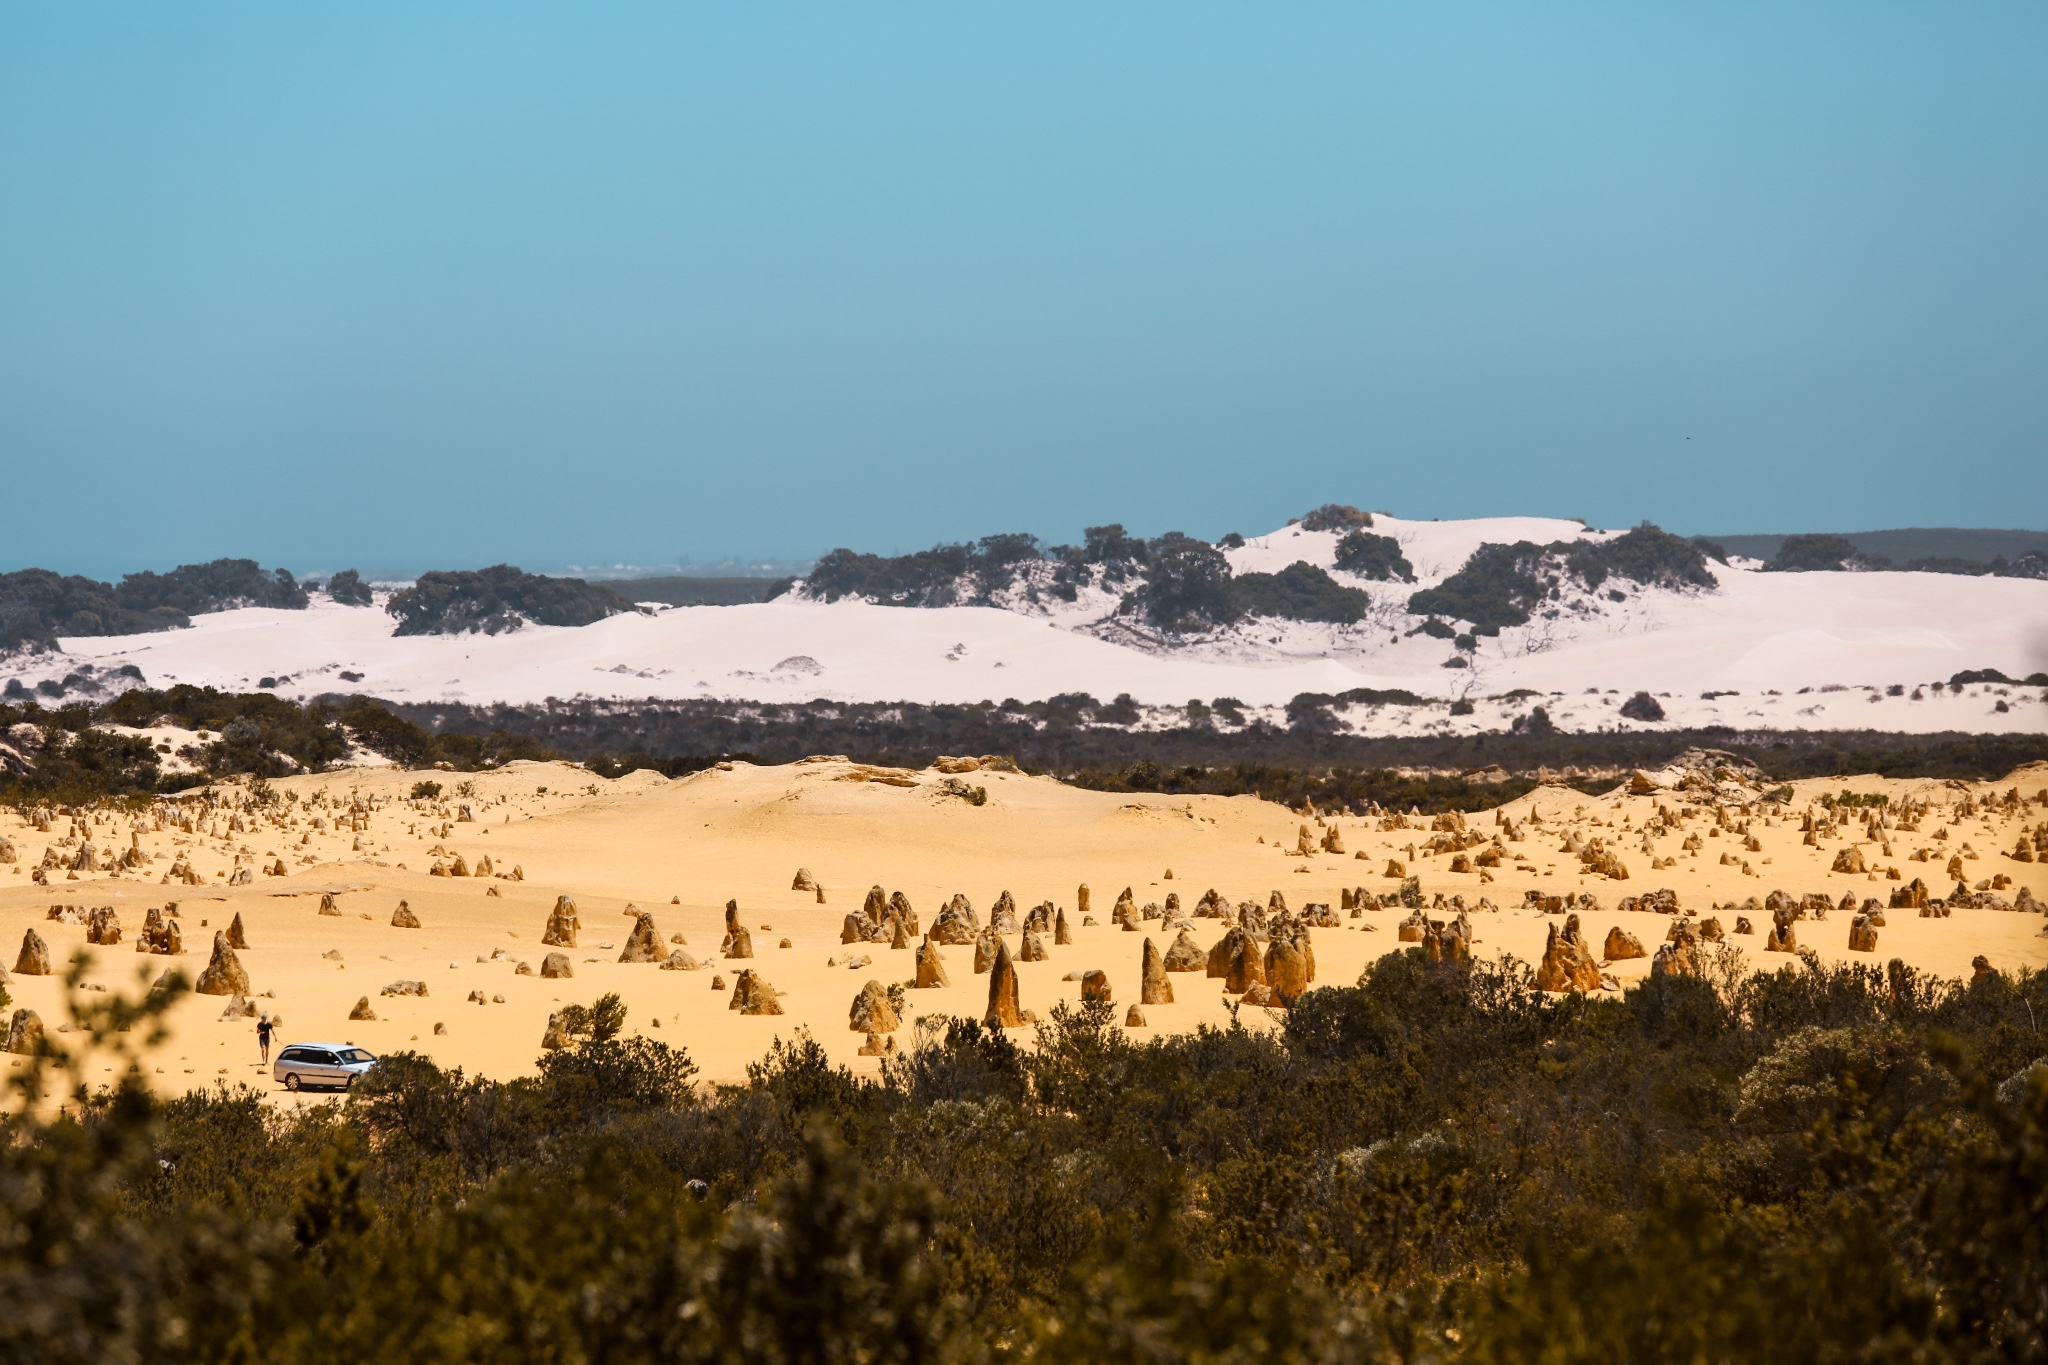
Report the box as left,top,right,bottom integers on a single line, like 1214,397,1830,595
2,951,2042,1360
1766,533,1892,572
1127,533,1239,632
1618,691,1666,721
1333,530,1415,581
324,569,374,605
1227,561,1371,624
0,559,310,650
116,559,308,615
1298,503,1373,532
1408,524,1714,634
386,565,641,635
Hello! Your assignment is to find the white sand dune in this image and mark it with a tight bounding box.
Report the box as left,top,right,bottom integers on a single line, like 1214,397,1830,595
7,514,2044,733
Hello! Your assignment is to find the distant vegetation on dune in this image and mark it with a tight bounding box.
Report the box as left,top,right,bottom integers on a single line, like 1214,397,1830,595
7,686,2047,806
1762,532,2048,578
0,559,309,650
1713,525,2048,568
1406,524,1716,635
385,564,645,635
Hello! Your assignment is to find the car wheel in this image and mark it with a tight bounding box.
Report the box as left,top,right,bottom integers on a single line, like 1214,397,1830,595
284,1074,302,1091
344,1075,355,1091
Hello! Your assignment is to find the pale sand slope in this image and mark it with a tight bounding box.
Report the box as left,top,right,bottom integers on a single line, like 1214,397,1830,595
1,758,2044,1099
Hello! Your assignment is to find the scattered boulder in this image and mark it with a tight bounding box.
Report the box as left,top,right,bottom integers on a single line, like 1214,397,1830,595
661,948,703,971
540,951,573,979
618,912,664,963
318,893,342,917
542,895,579,948
915,940,950,989
857,1030,896,1056
392,901,421,929
1734,916,1755,935
1080,968,1113,1004
1971,955,1994,984
380,980,427,997
729,969,783,1015
1054,906,1074,945
849,979,901,1033
1019,929,1050,962
973,929,1001,975
1603,926,1647,961
1125,1005,1147,1027
348,996,376,1021
1397,909,1427,943
1240,982,1280,1007
1832,846,1868,874
194,932,250,996
792,867,819,892
1848,914,1879,953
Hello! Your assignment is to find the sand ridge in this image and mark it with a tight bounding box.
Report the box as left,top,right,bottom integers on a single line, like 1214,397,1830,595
2,756,2044,1097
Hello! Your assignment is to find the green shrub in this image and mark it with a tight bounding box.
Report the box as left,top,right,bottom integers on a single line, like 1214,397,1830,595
409,780,442,799
1333,530,1415,581
1228,561,1371,623
386,565,640,635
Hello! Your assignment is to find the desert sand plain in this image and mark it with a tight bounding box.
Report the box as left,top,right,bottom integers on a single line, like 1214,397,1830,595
2,754,2045,1099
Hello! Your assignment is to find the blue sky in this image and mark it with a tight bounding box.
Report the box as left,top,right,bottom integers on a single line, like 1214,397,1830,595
3,3,2044,580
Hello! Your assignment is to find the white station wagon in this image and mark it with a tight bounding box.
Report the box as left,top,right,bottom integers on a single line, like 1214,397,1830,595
274,1042,379,1091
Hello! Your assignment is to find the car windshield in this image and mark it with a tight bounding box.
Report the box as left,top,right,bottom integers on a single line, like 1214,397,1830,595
336,1049,376,1065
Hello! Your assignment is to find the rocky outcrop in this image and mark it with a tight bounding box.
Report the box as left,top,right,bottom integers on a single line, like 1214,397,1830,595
618,912,664,963
1163,927,1204,972
1080,968,1113,1004
1971,955,1994,984
392,901,421,929
729,969,784,1015
990,891,1020,935
985,939,1024,1028
540,1012,571,1050
915,940,950,988
1219,929,1266,994
1765,911,1798,954
1536,915,1601,992
5,1009,45,1055
973,928,1001,974
14,929,50,977
542,895,579,948
1848,914,1878,952
540,951,573,979
1832,846,1868,874
1125,1005,1147,1027
88,906,123,946
1019,929,1049,962
319,893,342,916
849,980,900,1033
1140,937,1172,1005
792,867,819,892
348,996,376,1021
191,931,250,996
137,906,181,955
1603,926,1647,960
1264,938,1309,1004
1397,909,1427,943
661,948,703,970
1055,906,1073,945
1650,922,1702,979
929,895,978,945
722,901,754,958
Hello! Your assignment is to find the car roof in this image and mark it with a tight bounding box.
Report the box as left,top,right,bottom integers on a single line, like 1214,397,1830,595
285,1041,375,1052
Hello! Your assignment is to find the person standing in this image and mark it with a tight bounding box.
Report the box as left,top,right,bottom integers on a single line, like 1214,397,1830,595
256,1013,273,1065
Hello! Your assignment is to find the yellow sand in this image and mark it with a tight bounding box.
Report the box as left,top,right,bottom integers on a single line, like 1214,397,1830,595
2,757,2044,1098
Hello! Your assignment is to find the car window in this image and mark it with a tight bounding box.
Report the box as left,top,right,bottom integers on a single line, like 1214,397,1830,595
278,1047,308,1063
337,1049,375,1065
304,1049,338,1064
